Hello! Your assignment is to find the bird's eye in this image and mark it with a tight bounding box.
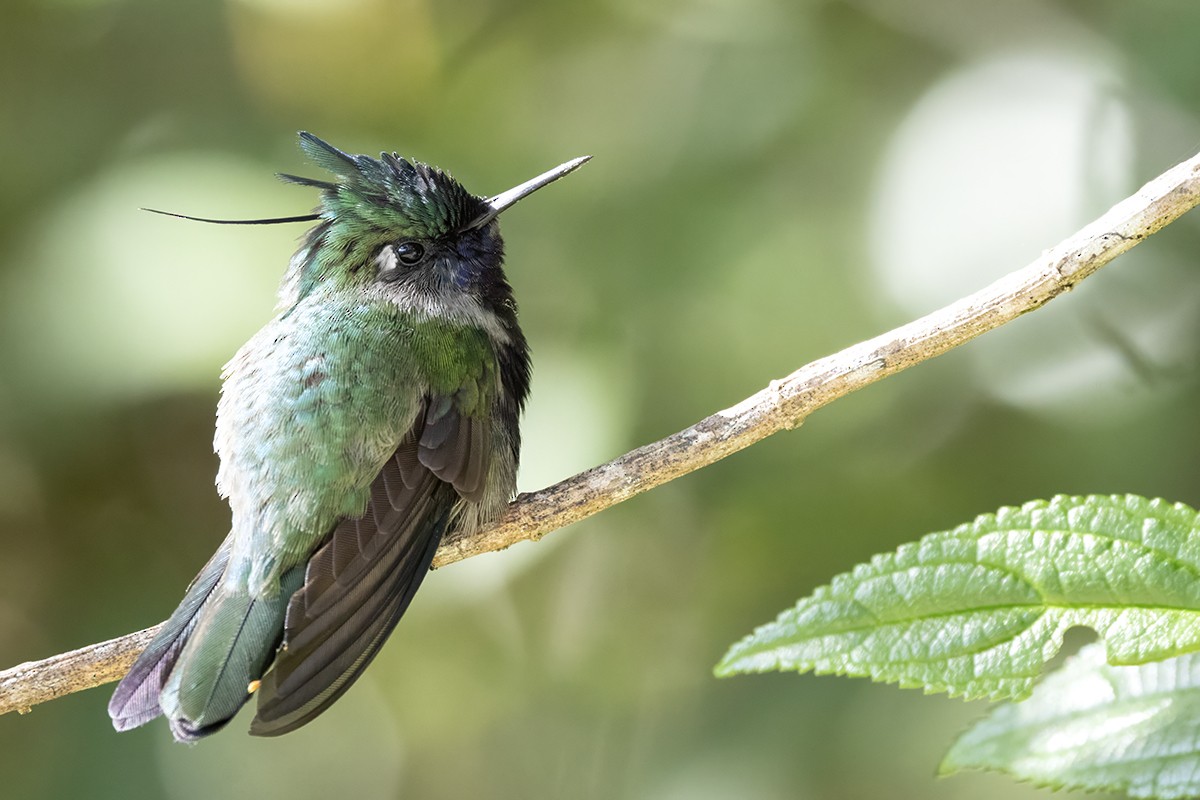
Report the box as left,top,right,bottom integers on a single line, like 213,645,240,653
377,240,429,283
394,241,426,266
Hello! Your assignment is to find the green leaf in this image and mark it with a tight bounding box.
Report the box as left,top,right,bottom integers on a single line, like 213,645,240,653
942,643,1200,799
716,495,1200,700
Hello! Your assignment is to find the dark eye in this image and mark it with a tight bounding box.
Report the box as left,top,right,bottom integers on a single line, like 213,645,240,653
394,241,426,266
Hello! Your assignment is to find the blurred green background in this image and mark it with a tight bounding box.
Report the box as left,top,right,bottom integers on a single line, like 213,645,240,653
3,1,1200,798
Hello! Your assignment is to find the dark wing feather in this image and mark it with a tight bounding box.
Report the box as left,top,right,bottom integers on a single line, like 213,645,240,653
250,396,490,736
418,398,489,502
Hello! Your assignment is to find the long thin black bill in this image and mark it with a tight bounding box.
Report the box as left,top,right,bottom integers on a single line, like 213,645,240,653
142,208,321,225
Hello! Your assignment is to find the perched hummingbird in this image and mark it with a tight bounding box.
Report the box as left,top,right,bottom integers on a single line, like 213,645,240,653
107,133,588,741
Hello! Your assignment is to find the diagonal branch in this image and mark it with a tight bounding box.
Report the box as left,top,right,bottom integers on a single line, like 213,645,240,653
3,150,1200,720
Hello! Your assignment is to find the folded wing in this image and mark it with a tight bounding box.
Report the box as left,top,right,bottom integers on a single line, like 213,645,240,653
250,397,489,735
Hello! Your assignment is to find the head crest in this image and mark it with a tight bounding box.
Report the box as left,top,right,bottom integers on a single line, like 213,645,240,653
279,132,484,237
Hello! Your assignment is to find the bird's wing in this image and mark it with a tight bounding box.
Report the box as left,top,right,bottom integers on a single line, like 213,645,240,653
249,396,490,736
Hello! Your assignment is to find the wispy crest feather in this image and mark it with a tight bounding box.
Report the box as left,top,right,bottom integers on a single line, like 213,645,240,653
279,131,483,237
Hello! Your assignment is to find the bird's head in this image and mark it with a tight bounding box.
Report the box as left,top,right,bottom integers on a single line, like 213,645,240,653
277,132,588,316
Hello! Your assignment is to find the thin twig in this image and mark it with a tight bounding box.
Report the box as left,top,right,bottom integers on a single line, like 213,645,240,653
3,151,1199,720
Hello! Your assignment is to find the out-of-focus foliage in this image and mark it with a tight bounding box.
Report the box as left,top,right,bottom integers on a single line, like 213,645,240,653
1,2,1199,799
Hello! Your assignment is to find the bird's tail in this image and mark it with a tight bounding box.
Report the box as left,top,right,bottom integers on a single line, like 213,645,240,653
107,535,302,742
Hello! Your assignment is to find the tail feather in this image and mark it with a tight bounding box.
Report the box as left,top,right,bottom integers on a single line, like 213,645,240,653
107,532,307,743
108,536,233,731
159,565,304,742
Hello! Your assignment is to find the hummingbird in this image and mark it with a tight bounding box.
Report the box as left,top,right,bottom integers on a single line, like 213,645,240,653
107,132,588,741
